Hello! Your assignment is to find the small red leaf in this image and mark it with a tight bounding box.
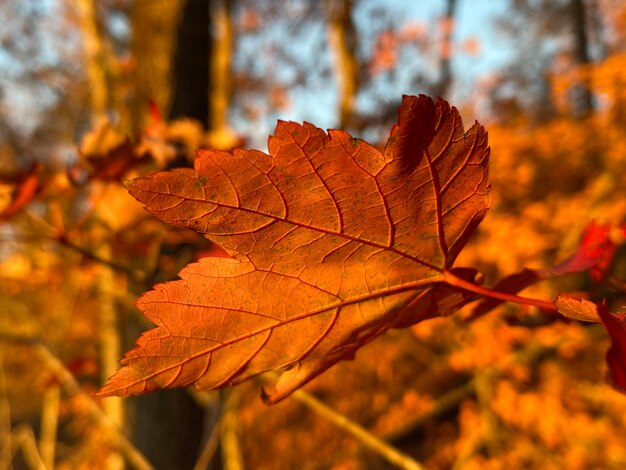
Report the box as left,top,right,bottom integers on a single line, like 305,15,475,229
553,221,615,279
597,304,626,392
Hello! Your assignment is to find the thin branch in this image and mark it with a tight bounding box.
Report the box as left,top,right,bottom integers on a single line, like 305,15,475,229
57,235,146,282
260,375,426,470
0,232,146,282
96,242,125,470
382,380,475,443
292,389,425,470
220,390,244,470
33,343,154,470
0,336,153,469
0,352,12,470
11,425,47,470
382,339,568,444
192,414,222,470
474,370,503,457
38,385,60,469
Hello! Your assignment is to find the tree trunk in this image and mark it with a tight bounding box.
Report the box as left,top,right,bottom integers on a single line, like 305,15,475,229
128,0,184,134
209,0,232,135
74,0,112,119
326,0,359,129
128,1,210,468
570,0,594,116
432,0,457,99
169,0,211,124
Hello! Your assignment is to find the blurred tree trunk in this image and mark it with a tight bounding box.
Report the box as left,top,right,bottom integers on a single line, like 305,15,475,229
128,1,210,468
208,0,234,147
432,0,457,99
97,244,124,470
494,0,598,120
75,2,125,468
74,0,112,119
129,0,185,134
326,0,359,129
169,0,211,124
570,0,594,116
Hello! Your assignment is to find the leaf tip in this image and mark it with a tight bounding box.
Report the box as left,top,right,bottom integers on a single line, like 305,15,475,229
385,94,436,170
96,373,125,398
96,364,158,397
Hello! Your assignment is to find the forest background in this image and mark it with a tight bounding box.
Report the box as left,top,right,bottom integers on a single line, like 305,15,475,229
2,0,626,469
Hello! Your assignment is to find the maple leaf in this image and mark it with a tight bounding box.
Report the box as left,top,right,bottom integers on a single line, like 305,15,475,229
99,95,490,402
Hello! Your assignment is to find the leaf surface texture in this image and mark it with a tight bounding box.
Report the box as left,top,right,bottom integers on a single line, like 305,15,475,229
100,95,490,402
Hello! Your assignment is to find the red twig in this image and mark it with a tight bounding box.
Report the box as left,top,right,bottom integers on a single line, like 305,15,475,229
443,270,557,313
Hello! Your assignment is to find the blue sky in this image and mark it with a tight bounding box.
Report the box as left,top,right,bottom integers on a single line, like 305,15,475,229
0,0,515,149
233,0,513,146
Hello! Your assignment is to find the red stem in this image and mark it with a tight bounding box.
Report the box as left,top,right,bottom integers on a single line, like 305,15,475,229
443,270,558,313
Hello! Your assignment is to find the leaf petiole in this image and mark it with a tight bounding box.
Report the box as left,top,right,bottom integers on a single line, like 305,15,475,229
442,270,557,313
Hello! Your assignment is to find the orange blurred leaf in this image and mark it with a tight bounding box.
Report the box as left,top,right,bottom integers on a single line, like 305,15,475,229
554,294,601,322
77,118,144,181
0,163,40,221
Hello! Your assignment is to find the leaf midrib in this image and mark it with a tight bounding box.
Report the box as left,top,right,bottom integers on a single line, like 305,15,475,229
140,183,444,272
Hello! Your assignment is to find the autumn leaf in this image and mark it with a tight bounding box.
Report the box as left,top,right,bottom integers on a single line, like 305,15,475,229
0,162,40,222
99,95,490,402
553,294,601,322
597,304,626,393
73,117,150,183
552,220,616,281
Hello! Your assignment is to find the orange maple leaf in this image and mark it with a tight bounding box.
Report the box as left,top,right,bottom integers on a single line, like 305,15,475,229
99,95,491,402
